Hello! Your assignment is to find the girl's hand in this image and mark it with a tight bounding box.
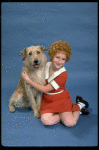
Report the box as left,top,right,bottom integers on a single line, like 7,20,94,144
22,71,30,83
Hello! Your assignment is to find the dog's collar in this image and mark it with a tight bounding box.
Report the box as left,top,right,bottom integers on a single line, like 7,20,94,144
22,57,26,61
22,57,27,67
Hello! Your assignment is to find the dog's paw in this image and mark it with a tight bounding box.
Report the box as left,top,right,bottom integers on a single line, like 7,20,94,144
34,111,41,118
9,106,15,112
37,112,41,118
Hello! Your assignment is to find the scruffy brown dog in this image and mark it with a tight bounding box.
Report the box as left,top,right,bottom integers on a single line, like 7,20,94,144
9,45,47,118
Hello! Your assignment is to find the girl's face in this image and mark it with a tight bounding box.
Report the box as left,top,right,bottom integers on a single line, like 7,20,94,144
52,52,66,70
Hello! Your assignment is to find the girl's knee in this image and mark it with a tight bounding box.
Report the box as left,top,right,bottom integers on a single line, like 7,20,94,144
41,116,49,125
60,112,77,127
41,114,52,125
62,120,77,127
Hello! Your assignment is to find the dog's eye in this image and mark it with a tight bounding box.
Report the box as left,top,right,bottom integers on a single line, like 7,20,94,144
29,52,32,55
37,51,40,54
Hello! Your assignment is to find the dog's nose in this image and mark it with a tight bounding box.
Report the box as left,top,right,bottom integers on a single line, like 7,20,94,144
34,58,38,64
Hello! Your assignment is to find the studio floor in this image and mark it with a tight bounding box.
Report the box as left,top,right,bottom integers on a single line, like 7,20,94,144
1,2,98,147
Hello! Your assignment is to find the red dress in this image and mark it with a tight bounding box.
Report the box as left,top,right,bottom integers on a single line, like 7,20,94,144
40,62,80,115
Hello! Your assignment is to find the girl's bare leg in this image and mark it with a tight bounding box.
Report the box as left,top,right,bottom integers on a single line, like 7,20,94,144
41,113,60,125
60,111,80,127
72,110,80,122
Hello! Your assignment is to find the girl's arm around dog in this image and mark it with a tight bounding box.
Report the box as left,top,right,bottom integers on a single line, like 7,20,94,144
22,71,54,93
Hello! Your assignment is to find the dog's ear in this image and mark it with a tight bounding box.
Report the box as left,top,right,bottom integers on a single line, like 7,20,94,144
18,48,27,56
40,45,47,51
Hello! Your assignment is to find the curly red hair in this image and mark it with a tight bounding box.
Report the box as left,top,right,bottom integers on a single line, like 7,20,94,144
48,40,72,62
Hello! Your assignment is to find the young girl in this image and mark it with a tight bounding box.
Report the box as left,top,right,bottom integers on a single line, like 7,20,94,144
22,41,89,127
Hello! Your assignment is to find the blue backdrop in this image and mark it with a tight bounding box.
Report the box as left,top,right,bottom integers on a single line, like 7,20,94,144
1,2,98,146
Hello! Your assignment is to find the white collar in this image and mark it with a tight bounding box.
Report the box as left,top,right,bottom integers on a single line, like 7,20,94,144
45,62,66,83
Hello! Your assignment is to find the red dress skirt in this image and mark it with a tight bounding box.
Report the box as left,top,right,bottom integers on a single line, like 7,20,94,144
40,71,80,115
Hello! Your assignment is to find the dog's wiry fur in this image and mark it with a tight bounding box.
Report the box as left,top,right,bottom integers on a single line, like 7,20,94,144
9,45,47,118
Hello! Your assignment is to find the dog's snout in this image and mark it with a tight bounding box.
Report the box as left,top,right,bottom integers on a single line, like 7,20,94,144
34,58,38,64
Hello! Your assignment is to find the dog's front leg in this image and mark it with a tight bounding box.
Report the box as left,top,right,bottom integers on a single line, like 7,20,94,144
25,85,40,118
9,90,23,112
36,93,41,117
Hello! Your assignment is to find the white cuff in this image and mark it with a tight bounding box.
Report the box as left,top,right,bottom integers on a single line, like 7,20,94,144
50,80,60,90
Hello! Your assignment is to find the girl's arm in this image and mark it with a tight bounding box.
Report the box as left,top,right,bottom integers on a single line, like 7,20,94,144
22,71,54,93
28,79,54,93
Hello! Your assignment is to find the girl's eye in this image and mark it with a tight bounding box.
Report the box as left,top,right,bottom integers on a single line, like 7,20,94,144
56,56,59,59
37,51,40,54
29,52,32,55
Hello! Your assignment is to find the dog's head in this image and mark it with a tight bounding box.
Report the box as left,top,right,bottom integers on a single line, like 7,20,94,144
18,45,47,69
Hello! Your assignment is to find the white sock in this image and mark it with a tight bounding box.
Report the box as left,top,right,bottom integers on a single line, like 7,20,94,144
78,102,85,110
80,111,82,114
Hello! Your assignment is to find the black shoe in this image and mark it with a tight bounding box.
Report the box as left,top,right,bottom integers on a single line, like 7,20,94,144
76,95,89,108
80,108,89,115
